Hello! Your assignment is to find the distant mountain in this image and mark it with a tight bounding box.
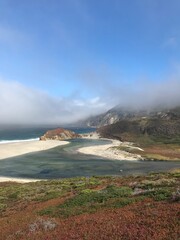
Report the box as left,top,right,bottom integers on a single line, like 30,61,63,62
82,105,180,128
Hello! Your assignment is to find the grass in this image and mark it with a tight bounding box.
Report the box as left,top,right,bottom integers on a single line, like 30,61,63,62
0,170,179,240
39,185,136,217
0,176,101,214
138,136,180,160
112,136,180,160
38,171,180,218
147,188,172,201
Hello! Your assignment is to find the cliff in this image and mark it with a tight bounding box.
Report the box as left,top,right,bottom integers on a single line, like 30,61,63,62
40,128,80,141
82,106,180,127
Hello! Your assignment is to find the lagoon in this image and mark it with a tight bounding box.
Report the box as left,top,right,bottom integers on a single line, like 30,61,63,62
0,138,179,180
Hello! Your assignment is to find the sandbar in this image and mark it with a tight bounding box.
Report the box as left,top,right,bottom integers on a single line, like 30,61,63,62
79,132,143,161
0,140,69,160
0,140,69,183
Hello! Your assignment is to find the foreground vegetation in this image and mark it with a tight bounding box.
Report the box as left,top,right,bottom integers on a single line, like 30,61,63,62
0,170,179,239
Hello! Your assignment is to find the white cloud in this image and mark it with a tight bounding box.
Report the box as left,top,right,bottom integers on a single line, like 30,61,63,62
0,78,108,125
0,65,180,126
77,66,180,111
73,99,85,106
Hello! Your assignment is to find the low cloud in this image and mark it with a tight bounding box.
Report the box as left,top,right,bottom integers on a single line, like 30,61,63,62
78,66,180,111
0,78,108,125
116,78,180,110
0,69,180,126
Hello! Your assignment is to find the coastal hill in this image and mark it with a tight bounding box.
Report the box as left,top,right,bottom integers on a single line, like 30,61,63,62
78,105,180,160
96,106,180,160
97,114,180,142
83,105,180,127
40,128,80,141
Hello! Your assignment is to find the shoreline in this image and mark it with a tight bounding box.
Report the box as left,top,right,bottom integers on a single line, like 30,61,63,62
0,177,42,183
80,132,180,162
0,139,69,161
0,133,141,183
79,132,143,161
0,139,69,183
1,132,178,183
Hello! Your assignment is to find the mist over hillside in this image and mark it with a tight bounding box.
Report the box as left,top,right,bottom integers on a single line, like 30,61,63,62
80,105,180,128
0,76,180,126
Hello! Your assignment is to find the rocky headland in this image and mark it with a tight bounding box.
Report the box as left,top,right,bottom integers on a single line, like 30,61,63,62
40,128,81,141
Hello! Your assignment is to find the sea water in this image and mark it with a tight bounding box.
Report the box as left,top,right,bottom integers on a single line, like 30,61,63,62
0,126,179,180
0,126,95,143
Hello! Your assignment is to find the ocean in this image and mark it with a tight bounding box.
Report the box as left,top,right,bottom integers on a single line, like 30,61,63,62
0,126,179,180
0,126,95,143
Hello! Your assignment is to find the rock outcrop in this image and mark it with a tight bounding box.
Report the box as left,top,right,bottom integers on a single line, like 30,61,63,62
40,128,80,141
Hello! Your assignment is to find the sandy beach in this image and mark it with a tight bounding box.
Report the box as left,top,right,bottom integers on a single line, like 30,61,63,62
0,133,142,183
0,140,69,160
79,132,143,161
0,177,41,183
0,140,69,183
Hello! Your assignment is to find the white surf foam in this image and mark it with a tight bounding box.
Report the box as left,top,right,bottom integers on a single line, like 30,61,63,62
0,138,39,144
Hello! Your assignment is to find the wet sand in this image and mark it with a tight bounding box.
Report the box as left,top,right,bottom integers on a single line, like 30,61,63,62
0,140,69,182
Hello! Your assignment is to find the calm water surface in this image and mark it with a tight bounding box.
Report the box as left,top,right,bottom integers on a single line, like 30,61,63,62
0,138,179,180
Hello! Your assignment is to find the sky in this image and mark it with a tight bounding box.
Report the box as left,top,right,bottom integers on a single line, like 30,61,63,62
0,0,180,125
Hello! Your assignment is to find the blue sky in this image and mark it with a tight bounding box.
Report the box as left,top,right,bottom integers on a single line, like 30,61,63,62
0,0,180,124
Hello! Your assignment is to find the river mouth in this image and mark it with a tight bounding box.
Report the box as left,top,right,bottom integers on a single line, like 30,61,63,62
0,138,179,180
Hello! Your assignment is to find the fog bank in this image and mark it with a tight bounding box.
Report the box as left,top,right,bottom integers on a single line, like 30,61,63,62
0,75,180,125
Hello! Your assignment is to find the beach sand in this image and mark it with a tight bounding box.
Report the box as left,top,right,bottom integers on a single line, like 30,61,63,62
0,140,69,160
0,140,69,183
0,133,142,183
0,177,41,183
79,132,143,161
